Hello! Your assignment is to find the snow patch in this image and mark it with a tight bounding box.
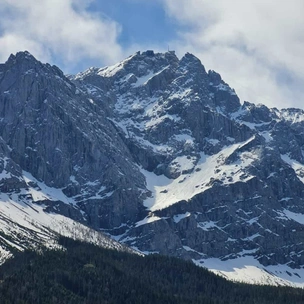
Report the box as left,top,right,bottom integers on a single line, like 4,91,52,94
277,209,304,225
260,131,273,142
281,154,304,184
132,71,155,87
173,212,191,223
194,255,304,287
141,137,257,211
135,215,162,227
23,171,76,205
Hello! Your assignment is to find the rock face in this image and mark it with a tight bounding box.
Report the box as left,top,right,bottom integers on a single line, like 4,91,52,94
2,50,304,283
0,51,147,231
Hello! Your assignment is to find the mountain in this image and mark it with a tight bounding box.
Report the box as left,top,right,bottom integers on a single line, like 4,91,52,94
0,51,141,260
1,50,304,286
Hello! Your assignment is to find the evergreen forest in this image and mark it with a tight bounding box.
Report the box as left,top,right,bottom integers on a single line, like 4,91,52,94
0,237,304,304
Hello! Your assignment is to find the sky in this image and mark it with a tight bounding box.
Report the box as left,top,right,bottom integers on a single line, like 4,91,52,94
0,0,304,110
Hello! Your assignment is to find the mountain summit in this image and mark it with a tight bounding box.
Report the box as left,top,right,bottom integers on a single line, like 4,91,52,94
1,50,304,286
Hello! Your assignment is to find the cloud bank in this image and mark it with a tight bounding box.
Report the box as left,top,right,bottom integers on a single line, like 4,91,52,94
0,0,123,71
162,0,304,108
1,0,303,109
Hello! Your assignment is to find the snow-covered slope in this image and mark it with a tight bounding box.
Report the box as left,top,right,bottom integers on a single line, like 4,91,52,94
0,168,136,265
141,136,257,211
195,256,304,287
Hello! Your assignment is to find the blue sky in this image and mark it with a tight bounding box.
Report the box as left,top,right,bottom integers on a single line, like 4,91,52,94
88,0,179,48
0,0,304,110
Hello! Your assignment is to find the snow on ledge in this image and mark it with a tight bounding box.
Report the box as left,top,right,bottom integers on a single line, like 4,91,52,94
194,255,304,287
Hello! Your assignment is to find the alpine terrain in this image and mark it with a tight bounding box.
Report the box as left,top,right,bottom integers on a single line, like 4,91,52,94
1,50,304,286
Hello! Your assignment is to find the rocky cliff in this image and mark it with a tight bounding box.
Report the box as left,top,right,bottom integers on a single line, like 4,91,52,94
1,50,304,285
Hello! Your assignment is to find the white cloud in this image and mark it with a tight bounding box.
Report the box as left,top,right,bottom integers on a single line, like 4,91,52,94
162,0,304,109
1,0,303,110
0,0,123,71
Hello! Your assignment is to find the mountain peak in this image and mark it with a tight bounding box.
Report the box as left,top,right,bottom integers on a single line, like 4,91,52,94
6,50,37,65
3,51,48,79
2,50,68,88
181,52,204,64
16,50,35,58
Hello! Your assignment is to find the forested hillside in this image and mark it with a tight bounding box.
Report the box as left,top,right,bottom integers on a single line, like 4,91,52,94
0,238,303,304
